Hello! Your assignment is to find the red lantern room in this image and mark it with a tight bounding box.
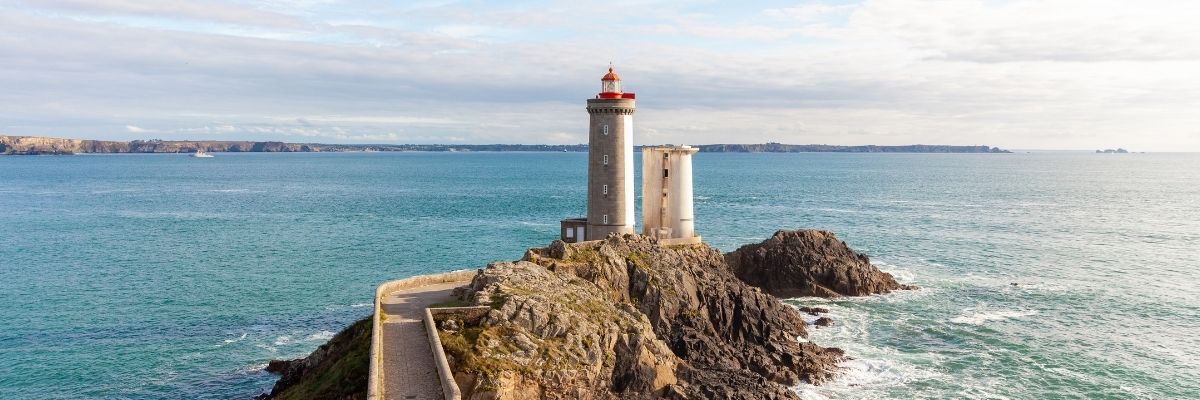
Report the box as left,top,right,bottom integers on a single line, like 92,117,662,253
598,66,635,99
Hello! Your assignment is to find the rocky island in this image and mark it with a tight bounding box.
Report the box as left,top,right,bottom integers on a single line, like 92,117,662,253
261,229,910,399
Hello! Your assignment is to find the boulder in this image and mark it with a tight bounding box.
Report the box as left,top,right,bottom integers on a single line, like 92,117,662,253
798,307,829,316
726,230,914,298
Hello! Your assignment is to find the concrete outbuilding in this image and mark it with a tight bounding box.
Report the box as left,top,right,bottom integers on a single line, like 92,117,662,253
641,145,701,245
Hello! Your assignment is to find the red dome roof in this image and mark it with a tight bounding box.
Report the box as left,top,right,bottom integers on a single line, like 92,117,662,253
601,67,620,81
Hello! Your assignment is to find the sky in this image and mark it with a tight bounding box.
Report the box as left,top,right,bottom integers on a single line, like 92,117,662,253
1,0,1199,151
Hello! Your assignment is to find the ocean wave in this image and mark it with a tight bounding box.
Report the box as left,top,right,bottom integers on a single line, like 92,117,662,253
815,207,855,213
350,303,372,308
273,336,292,346
873,261,916,284
90,188,146,194
306,330,335,341
789,299,949,399
950,309,1037,325
794,354,949,400
223,333,248,344
240,362,269,373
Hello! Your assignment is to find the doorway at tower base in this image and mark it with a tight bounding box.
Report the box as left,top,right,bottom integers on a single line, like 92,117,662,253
560,217,701,245
559,218,588,243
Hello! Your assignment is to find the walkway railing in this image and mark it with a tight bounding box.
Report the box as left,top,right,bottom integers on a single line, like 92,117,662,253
368,270,477,400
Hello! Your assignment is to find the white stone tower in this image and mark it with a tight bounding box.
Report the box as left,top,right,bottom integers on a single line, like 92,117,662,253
642,145,701,244
583,66,637,240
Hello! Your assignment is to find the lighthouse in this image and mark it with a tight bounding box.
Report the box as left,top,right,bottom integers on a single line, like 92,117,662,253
584,66,637,240
560,67,637,242
558,66,702,245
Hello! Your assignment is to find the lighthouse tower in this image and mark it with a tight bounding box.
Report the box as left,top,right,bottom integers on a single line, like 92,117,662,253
582,67,637,240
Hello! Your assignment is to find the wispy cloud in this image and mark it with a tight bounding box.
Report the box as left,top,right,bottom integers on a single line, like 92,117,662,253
0,0,1198,150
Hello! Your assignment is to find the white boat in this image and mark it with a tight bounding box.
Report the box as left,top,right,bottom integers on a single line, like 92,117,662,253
191,150,214,158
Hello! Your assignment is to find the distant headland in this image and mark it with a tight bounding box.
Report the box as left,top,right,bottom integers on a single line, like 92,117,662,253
0,135,1009,155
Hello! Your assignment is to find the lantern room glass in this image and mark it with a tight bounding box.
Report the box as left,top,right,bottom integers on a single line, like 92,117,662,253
602,79,620,93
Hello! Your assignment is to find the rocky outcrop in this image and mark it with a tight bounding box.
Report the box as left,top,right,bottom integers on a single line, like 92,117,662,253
726,230,913,298
439,235,843,400
258,317,370,400
258,229,914,399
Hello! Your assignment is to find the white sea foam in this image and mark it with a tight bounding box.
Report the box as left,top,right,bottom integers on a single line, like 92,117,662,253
306,330,336,341
223,333,248,344
790,299,949,399
950,309,1037,325
273,336,292,346
815,207,855,213
350,303,371,308
873,261,916,284
241,362,269,373
90,188,144,194
793,341,946,399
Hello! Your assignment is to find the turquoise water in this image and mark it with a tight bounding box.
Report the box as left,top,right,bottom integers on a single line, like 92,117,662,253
1,152,1197,399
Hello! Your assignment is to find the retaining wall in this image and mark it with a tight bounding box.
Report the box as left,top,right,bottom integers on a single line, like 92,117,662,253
368,270,477,400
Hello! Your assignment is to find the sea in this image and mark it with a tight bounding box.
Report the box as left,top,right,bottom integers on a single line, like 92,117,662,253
0,152,1196,399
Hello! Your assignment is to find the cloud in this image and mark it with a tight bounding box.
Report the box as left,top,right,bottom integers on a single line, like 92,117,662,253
22,0,307,29
0,0,1198,151
764,3,856,22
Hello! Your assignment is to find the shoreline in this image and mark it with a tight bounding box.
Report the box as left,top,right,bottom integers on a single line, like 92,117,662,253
1,135,1009,155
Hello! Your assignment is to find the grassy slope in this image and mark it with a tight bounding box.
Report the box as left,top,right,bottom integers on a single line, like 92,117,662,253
271,317,371,400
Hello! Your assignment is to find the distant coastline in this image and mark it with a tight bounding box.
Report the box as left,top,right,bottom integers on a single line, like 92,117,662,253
0,135,1009,155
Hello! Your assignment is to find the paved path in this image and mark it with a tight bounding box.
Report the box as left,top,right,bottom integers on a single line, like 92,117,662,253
379,281,469,400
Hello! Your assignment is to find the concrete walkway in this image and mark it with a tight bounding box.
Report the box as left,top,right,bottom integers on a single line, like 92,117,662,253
379,281,469,400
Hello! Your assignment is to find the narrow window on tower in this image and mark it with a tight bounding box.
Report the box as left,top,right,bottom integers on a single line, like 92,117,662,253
603,125,609,135
603,154,608,165
664,169,669,178
603,215,608,224
603,184,608,195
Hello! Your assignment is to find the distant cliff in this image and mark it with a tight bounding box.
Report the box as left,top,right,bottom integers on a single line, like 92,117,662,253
0,135,587,155
1,136,1008,155
698,143,1009,153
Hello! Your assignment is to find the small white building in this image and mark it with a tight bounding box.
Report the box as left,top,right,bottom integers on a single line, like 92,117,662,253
641,145,702,245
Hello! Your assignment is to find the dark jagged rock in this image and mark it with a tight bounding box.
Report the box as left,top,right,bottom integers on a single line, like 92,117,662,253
813,317,834,327
442,234,844,399
726,230,914,298
258,317,370,400
798,307,829,316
